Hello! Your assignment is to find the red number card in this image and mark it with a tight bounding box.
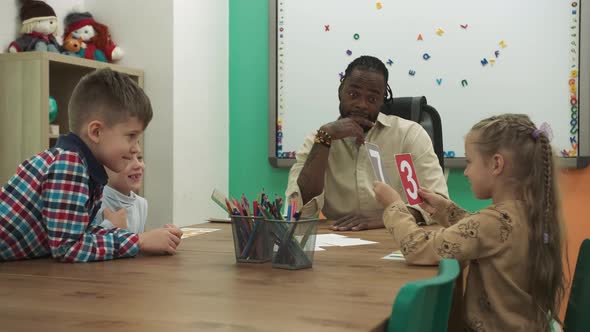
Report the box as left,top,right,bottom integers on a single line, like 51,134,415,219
394,154,423,205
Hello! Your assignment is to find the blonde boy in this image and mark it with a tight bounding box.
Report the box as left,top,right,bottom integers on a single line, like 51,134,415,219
0,68,181,262
96,143,148,234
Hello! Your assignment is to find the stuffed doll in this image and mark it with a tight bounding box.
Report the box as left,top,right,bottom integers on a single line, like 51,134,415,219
8,0,61,53
62,12,124,63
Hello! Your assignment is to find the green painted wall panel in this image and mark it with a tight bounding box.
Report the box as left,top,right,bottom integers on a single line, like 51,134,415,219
229,0,288,200
447,169,491,212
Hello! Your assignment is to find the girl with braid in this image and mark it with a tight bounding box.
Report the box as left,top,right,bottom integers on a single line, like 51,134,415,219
374,114,566,331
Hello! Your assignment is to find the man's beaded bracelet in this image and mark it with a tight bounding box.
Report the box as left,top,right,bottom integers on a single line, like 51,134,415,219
315,129,332,147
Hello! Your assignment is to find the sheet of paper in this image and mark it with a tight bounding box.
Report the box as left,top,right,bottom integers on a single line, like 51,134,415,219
314,234,348,247
365,142,389,184
319,237,378,247
180,228,221,239
382,250,405,261
315,234,347,240
314,234,378,251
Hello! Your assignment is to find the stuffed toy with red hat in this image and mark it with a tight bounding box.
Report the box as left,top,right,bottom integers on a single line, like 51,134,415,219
8,0,62,53
62,11,124,63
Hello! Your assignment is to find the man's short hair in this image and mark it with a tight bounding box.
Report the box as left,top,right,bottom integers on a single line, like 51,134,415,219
68,68,153,133
341,55,392,102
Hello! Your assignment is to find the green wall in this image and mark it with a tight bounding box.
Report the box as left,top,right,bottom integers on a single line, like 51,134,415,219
228,0,489,212
229,0,289,200
447,169,490,212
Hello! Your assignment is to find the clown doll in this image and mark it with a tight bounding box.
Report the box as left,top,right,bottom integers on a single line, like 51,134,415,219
62,12,124,63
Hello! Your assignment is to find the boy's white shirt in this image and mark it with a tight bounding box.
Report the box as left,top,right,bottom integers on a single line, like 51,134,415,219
96,185,148,234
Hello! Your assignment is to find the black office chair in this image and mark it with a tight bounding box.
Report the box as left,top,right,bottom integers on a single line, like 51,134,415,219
380,96,444,169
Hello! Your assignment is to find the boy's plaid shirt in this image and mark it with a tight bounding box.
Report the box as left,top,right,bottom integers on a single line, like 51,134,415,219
0,134,139,262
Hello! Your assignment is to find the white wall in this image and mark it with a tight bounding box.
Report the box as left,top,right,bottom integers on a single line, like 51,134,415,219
86,0,230,228
172,1,229,226
0,0,19,50
1,0,229,229
85,0,175,230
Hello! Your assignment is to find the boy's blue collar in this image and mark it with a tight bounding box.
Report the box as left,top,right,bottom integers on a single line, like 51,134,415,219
55,133,108,186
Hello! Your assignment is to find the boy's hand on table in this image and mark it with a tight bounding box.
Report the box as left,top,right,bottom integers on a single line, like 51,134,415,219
138,228,182,255
164,224,183,239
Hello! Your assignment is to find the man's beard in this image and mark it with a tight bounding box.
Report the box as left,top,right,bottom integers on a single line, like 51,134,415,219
339,107,376,133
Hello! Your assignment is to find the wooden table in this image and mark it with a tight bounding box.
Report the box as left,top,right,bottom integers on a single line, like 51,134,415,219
0,223,437,332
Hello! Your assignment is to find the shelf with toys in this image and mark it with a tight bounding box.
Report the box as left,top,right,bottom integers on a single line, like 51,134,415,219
1,1,144,185
0,51,144,185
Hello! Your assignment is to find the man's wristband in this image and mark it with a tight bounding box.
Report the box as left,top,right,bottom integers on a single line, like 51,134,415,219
315,129,332,148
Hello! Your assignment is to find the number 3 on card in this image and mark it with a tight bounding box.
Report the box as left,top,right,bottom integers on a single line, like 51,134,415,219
394,154,423,205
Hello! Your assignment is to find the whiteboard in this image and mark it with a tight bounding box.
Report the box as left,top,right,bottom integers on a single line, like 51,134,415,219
270,0,583,164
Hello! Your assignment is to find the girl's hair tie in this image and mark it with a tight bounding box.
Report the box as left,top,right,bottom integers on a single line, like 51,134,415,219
532,122,553,142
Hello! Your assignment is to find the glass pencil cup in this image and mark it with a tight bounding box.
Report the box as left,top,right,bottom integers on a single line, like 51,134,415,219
266,218,320,270
230,215,271,263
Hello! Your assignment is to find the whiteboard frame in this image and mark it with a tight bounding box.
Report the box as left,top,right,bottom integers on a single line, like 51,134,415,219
268,0,590,169
579,0,590,168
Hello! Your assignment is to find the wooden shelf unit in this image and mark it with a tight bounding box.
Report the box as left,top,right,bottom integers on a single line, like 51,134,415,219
0,51,144,185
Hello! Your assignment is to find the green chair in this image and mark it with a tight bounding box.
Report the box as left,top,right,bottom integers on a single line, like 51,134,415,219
564,238,590,332
387,259,460,332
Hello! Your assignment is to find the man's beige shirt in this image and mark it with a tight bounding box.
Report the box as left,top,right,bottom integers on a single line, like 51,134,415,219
286,113,448,224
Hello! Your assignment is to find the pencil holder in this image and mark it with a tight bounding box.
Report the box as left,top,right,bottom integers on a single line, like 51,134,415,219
266,218,320,270
230,215,271,263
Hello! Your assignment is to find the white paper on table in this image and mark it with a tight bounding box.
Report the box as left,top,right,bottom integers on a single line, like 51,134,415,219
382,250,405,261
320,237,378,246
313,234,378,251
300,235,336,249
316,234,347,239
314,234,347,247
180,228,221,239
